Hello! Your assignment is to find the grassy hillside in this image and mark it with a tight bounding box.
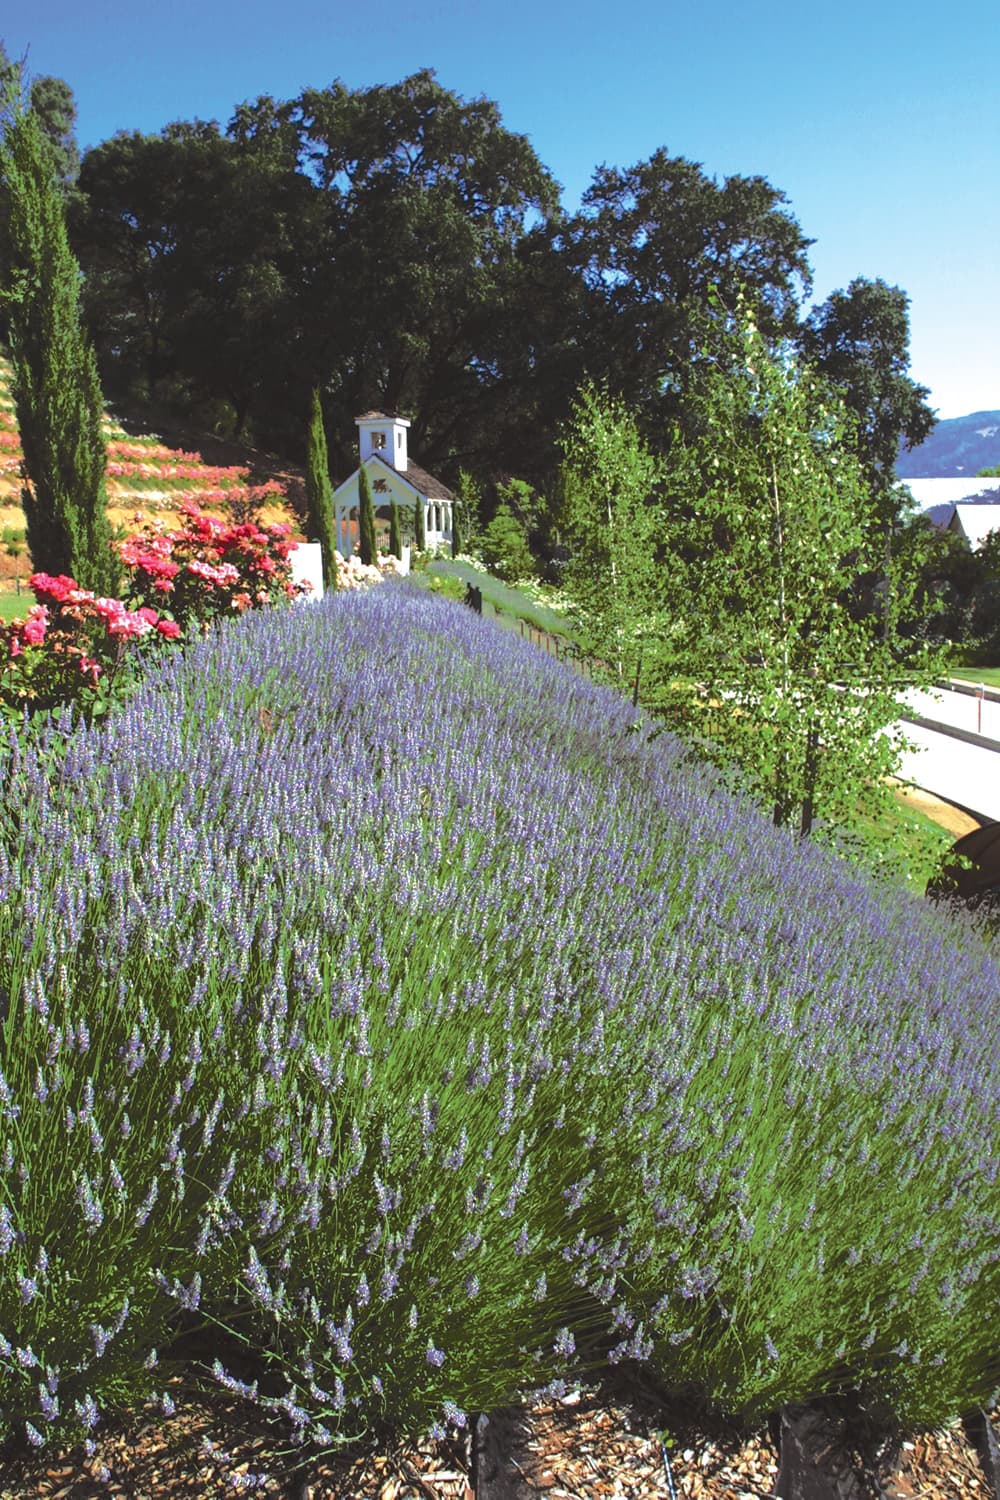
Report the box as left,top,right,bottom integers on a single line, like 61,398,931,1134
0,354,304,592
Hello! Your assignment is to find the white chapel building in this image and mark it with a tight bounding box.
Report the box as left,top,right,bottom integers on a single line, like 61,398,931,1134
332,413,454,559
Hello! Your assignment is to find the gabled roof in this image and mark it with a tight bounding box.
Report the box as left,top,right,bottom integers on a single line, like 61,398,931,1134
382,453,453,501
332,452,454,503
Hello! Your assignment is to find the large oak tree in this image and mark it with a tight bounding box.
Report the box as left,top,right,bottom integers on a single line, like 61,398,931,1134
798,276,936,528
561,150,814,438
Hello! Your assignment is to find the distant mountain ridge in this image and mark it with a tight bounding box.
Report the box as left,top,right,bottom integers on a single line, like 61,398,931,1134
897,410,1000,479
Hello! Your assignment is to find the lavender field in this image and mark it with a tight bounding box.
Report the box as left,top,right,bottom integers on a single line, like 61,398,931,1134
0,582,998,1457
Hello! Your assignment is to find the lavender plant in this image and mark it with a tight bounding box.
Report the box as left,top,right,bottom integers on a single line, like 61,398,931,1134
1,582,999,1460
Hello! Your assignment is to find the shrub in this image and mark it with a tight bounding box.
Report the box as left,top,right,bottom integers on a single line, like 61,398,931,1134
480,503,534,583
304,388,340,589
0,586,998,1462
0,81,119,597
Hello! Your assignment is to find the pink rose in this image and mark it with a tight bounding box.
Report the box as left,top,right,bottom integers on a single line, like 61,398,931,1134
94,597,125,624
21,607,47,646
30,573,77,604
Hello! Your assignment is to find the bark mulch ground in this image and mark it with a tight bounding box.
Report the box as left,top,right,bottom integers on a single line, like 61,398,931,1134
1,1371,997,1500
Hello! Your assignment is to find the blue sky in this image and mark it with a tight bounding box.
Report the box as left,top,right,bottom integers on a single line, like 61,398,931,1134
5,0,998,420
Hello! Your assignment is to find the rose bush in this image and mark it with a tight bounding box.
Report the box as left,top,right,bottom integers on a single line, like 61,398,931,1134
1,574,179,722
120,501,308,631
2,504,309,721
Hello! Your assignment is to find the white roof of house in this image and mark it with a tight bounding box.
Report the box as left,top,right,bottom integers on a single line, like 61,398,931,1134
950,504,1000,550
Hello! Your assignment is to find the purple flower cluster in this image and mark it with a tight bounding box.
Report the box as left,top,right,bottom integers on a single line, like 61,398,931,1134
0,582,999,1448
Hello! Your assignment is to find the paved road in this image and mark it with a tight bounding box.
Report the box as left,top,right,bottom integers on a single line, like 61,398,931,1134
898,683,1000,742
895,716,1000,823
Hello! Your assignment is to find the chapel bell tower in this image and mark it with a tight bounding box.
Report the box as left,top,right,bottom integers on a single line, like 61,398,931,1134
355,413,410,474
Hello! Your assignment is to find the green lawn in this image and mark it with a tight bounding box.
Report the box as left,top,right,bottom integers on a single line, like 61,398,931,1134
850,788,957,893
420,560,582,643
0,590,27,622
946,666,1000,690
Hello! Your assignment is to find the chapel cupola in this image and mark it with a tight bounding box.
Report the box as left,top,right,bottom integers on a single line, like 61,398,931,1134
355,412,410,473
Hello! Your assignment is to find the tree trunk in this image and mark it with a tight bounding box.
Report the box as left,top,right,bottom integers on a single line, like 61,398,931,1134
631,641,643,707
800,725,819,838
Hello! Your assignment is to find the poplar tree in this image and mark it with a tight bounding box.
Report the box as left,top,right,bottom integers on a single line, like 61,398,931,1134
358,462,377,567
658,297,942,840
414,494,426,551
388,498,402,559
558,384,665,693
304,387,339,587
0,74,119,595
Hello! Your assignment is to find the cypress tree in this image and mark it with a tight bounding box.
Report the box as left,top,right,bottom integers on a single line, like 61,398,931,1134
0,78,119,595
358,461,377,567
414,494,426,551
451,499,462,559
305,387,339,588
388,497,402,559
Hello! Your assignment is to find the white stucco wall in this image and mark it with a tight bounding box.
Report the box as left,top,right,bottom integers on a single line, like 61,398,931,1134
332,462,451,558
289,541,324,600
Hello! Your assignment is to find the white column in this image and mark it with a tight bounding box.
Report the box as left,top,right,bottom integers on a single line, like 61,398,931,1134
337,506,354,558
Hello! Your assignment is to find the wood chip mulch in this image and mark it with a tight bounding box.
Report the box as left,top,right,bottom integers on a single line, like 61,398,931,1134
0,1371,996,1499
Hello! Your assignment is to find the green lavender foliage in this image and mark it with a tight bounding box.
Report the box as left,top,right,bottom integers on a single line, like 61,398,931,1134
304,388,340,588
358,463,377,567
0,75,118,596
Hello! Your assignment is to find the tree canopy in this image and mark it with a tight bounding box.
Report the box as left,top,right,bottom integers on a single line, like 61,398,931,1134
0,45,79,186
798,277,936,527
47,67,935,520
562,151,813,434
70,118,315,437
558,385,665,695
